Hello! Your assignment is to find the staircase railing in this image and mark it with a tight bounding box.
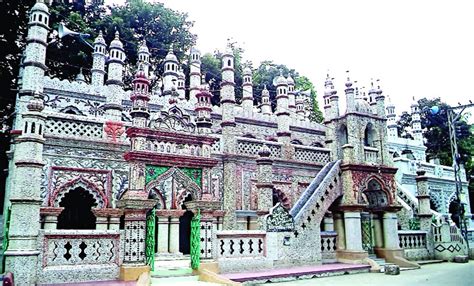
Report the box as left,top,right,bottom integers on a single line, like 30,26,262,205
396,181,419,215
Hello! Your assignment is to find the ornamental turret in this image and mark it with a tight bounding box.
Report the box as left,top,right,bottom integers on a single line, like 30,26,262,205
105,31,125,121
16,0,50,129
130,69,150,128
163,47,179,95
195,81,213,134
368,79,377,113
189,47,201,105
386,97,397,138
220,43,236,129
91,31,107,86
324,73,339,119
261,85,272,116
296,92,305,120
375,79,385,117
137,40,151,77
241,66,254,113
287,75,296,117
344,71,354,115
177,68,185,101
411,97,423,143
274,72,290,143
4,2,49,283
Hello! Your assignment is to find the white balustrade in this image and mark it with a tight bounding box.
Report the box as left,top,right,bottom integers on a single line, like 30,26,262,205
321,231,337,261
41,230,121,267
45,115,103,140
294,145,330,164
216,231,266,258
398,230,427,249
364,146,378,164
236,138,282,158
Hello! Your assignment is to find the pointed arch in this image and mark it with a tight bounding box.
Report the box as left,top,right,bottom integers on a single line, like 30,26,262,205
146,167,202,209
358,175,392,208
50,176,108,208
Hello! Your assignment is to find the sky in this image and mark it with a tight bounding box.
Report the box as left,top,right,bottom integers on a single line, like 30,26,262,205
106,0,474,116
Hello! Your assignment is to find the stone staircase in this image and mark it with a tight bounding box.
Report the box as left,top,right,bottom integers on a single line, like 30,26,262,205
368,254,419,272
151,255,222,285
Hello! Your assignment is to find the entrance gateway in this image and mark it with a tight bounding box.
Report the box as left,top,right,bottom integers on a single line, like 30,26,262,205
124,72,222,268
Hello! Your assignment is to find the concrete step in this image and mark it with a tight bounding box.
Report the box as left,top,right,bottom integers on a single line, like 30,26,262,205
151,267,193,278
154,255,191,269
416,259,444,265
222,263,370,284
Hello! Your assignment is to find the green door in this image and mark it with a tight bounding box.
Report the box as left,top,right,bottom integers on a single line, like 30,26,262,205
145,208,156,271
190,209,201,270
361,212,374,254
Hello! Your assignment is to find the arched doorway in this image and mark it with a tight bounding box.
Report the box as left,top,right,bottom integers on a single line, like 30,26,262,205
57,187,97,229
179,194,194,255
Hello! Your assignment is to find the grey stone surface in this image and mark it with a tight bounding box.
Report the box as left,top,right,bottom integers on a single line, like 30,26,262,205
384,264,400,275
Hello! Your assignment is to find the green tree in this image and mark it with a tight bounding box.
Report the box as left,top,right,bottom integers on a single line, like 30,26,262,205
295,76,324,123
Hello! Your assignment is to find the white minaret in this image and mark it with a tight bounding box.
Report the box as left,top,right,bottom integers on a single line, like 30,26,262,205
344,71,354,115
177,68,185,100
105,31,125,121
220,42,237,229
324,73,339,119
241,66,253,113
163,47,179,96
296,93,305,120
91,31,107,86
386,97,397,139
368,79,377,113
274,72,290,143
260,85,272,116
5,2,49,283
287,75,296,117
375,79,386,117
411,97,423,143
189,47,201,105
137,40,150,77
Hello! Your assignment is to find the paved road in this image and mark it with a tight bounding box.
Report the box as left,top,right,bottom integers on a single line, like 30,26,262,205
257,262,474,286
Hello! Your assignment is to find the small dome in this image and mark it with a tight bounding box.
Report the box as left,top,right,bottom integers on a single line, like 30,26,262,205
32,1,49,13
274,73,287,86
165,48,178,62
258,144,271,157
27,92,44,112
75,69,86,83
286,75,295,85
110,31,123,50
262,85,270,96
138,40,149,54
178,68,185,79
190,47,200,55
94,31,106,46
243,66,252,75
223,43,233,56
354,98,372,114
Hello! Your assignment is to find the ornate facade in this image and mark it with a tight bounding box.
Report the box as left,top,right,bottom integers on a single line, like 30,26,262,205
1,1,473,284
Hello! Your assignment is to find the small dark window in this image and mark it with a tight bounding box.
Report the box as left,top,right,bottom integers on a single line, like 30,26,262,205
227,59,231,67
39,14,42,22
24,122,28,133
31,122,36,133
39,124,42,135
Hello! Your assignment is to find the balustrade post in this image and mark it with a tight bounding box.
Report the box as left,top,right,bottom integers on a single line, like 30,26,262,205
333,212,346,250
323,213,334,231
416,170,435,258
156,216,169,254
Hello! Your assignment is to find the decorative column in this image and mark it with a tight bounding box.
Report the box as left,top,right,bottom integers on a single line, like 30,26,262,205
382,212,399,249
195,87,213,134
162,47,179,96
137,40,151,77
169,215,181,255
256,145,273,229
118,199,156,281
375,80,385,117
41,207,63,230
156,216,169,254
92,209,109,230
343,211,364,252
416,170,435,257
323,213,334,231
372,213,384,249
108,209,123,230
333,212,346,250
221,42,237,230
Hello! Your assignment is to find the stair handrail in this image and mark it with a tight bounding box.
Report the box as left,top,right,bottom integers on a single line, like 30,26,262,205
290,160,341,222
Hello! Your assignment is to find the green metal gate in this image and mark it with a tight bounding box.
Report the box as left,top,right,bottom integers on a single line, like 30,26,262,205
145,207,156,271
361,213,374,254
190,209,201,270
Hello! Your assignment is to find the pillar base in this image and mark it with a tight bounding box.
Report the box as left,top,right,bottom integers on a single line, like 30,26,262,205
374,248,420,268
336,250,368,264
119,265,150,281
